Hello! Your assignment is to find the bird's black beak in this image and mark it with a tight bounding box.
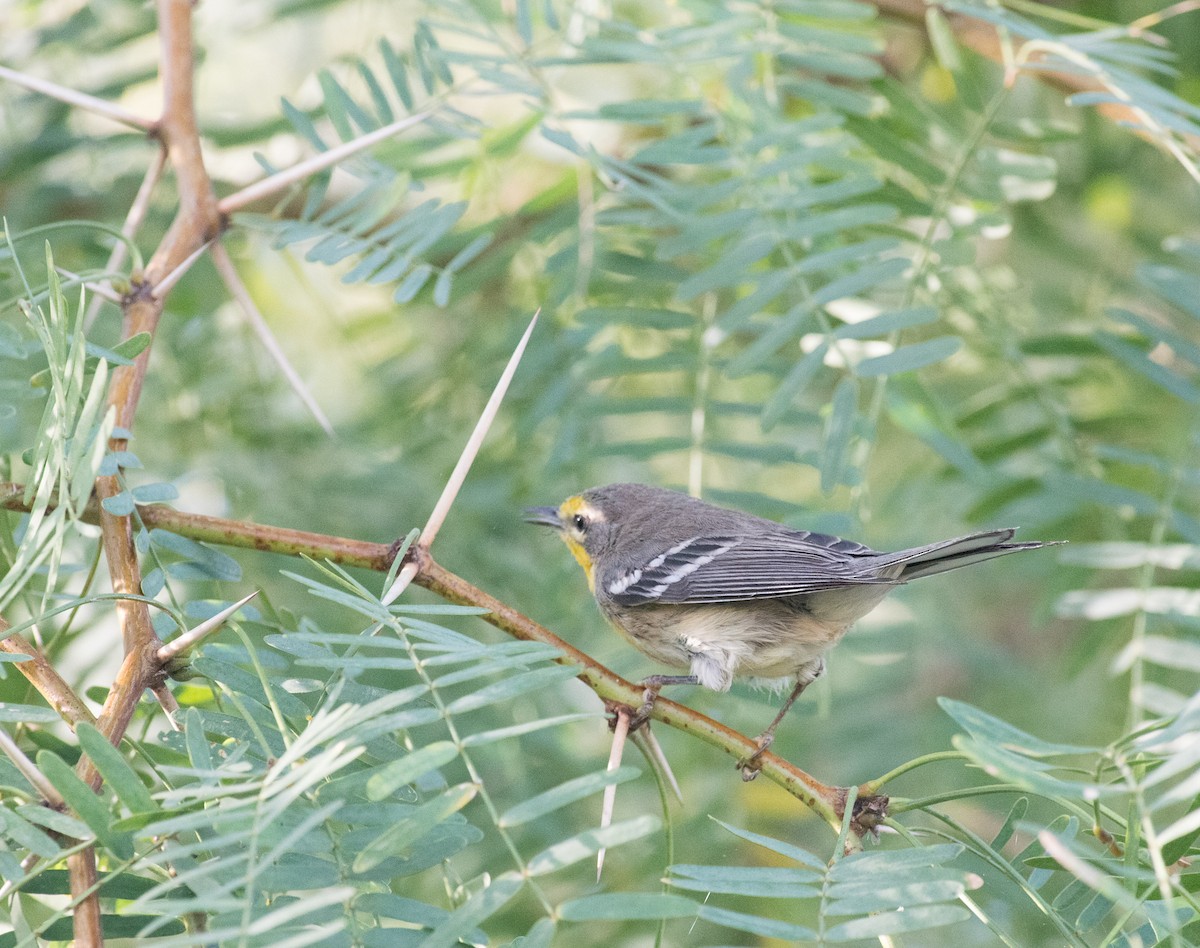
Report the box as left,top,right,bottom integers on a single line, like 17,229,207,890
524,506,562,529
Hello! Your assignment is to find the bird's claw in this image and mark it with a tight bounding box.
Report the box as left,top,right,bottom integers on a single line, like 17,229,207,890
736,733,774,781
603,696,657,734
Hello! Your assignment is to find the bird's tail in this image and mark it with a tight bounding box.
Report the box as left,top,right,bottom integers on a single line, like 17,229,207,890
884,529,1059,581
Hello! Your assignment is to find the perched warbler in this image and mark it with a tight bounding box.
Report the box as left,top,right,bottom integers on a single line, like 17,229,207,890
527,482,1056,773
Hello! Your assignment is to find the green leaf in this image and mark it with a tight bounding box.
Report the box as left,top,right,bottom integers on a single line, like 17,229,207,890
515,0,534,43
715,270,793,334
11,869,164,899
1096,331,1200,403
830,844,965,878
1162,795,1200,864
1019,334,1104,357
101,491,135,515
668,863,819,898
835,306,938,340
940,699,1095,756
352,783,478,872
318,69,374,137
355,893,483,945
258,854,343,892
380,39,414,110
576,306,695,331
527,814,660,875
825,904,970,939
697,904,818,941
433,270,453,307
709,817,826,868
15,803,92,839
511,917,556,948
854,336,962,376
192,657,310,722
992,797,1029,850
366,741,459,800
499,766,640,827
39,915,185,942
558,893,698,921
130,481,178,504
443,664,579,714
0,807,62,857
820,376,857,491
37,750,133,859
111,331,152,361
925,7,962,71
75,723,157,815
1138,263,1200,321
459,712,601,746
150,529,242,580
762,342,828,430
422,872,524,948
1059,542,1200,570
80,341,132,369
444,233,492,274
0,703,61,723
394,264,434,302
828,877,967,913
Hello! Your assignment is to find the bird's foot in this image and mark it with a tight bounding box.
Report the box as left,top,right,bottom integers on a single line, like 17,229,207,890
624,674,698,731
603,697,652,734
736,732,775,781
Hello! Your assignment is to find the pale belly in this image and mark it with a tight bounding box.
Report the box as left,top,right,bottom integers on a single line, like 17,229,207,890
601,586,892,690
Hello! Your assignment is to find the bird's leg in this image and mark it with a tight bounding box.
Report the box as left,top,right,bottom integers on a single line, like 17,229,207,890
630,674,699,730
738,658,825,781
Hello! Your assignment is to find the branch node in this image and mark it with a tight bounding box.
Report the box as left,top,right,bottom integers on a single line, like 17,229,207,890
841,791,890,840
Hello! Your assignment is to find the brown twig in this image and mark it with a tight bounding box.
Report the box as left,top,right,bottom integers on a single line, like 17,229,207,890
0,622,98,730
1,483,883,831
84,144,168,331
68,851,103,948
37,0,231,934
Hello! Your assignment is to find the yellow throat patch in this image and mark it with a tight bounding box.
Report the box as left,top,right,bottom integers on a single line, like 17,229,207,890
558,495,596,591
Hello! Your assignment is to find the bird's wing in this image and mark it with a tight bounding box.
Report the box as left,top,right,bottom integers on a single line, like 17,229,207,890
602,532,895,606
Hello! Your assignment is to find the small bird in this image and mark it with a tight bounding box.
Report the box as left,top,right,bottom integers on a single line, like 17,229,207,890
527,482,1056,775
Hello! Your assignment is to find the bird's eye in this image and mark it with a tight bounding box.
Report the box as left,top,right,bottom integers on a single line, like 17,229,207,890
572,513,588,533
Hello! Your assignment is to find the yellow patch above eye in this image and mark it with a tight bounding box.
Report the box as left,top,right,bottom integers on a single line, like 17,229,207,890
559,495,604,522
559,495,587,519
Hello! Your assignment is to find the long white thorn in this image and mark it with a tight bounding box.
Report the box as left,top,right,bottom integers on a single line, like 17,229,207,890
382,310,539,605
157,590,260,664
0,728,63,806
597,708,631,881
211,241,334,436
637,727,683,804
151,238,213,300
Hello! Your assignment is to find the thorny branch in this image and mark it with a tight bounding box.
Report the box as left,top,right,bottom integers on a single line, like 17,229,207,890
0,484,889,839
